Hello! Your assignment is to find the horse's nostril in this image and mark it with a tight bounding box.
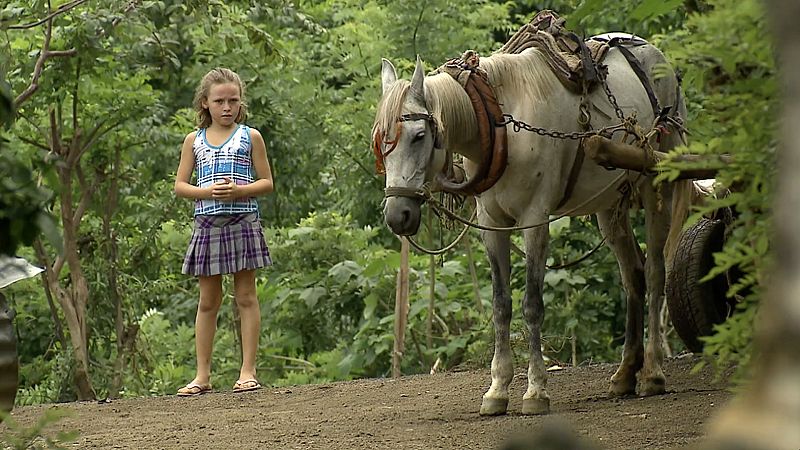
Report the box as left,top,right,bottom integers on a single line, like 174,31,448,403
401,209,411,226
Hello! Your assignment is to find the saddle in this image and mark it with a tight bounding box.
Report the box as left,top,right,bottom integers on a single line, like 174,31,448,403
497,10,610,94
498,10,650,97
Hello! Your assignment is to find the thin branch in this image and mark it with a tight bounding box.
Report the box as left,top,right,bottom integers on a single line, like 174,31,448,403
74,120,122,164
111,0,142,27
47,49,77,57
412,5,426,58
33,239,68,349
72,163,93,225
53,253,65,279
16,47,79,107
18,135,51,151
72,61,79,136
19,114,47,138
49,106,61,155
13,20,53,109
7,0,88,30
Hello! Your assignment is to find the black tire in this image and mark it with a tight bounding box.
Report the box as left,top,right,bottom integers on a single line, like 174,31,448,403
666,218,732,352
0,292,18,415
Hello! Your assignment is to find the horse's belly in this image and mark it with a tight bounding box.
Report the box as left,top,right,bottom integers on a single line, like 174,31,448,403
551,168,636,216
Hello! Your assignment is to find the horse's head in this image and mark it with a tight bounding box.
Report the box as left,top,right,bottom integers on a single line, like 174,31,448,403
373,57,445,236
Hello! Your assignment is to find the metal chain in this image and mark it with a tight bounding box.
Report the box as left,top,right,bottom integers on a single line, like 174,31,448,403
497,114,628,141
497,65,633,142
598,68,627,122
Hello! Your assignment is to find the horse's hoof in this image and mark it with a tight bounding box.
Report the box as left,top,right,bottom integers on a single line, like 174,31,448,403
521,397,550,415
640,377,666,396
479,397,509,416
608,379,636,397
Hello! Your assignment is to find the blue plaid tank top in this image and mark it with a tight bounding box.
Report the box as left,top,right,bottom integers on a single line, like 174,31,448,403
192,124,259,216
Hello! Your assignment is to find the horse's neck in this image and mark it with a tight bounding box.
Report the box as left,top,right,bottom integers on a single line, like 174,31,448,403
430,51,559,163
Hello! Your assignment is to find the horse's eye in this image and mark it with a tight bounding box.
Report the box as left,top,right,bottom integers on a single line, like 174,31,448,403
412,131,426,142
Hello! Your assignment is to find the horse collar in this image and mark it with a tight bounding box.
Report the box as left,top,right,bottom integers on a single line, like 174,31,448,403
432,51,509,196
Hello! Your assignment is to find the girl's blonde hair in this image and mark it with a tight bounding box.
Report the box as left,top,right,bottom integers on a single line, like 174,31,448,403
192,67,248,128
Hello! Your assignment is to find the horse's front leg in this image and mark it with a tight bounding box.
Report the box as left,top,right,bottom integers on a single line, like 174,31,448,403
479,228,513,416
521,225,550,415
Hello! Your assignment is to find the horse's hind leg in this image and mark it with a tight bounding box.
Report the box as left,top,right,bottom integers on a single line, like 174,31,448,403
597,206,646,397
640,181,671,396
521,225,551,414
480,229,514,416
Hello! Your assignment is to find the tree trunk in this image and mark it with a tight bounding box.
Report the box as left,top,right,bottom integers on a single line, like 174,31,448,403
59,161,96,401
427,210,435,353
105,146,137,399
465,234,484,315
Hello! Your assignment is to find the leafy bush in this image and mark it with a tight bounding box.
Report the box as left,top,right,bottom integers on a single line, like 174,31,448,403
657,0,776,379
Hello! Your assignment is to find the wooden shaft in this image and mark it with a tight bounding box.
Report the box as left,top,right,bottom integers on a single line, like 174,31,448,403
584,135,731,179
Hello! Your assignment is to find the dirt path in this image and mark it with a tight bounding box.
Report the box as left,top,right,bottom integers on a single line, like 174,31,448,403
3,355,731,449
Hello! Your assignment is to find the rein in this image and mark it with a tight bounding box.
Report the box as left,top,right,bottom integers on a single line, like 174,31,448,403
402,171,627,234
399,174,623,266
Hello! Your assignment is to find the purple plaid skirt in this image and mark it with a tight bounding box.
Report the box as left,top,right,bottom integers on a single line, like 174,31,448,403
182,213,272,276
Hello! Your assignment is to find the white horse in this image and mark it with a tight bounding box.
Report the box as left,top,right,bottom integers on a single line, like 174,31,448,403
373,35,691,415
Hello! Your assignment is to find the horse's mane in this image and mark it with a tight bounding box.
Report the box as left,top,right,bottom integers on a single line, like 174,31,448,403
480,50,560,106
373,49,560,148
371,75,466,144
372,80,411,143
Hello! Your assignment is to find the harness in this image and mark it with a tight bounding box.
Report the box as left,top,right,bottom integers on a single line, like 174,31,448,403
374,10,686,207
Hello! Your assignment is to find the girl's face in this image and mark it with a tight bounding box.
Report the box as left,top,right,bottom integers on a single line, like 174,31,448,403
202,82,241,127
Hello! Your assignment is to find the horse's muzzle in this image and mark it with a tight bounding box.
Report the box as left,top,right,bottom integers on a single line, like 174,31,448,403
384,196,423,236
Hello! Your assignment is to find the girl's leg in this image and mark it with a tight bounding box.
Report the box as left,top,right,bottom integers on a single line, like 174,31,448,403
233,269,260,382
192,275,223,385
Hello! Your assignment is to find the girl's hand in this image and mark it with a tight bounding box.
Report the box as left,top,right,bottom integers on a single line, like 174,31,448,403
211,177,237,201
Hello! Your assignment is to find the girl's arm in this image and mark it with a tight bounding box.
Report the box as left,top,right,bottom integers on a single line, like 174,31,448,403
231,128,274,198
174,132,213,200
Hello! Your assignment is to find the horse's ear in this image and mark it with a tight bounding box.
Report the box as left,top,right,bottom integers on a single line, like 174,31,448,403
381,58,397,96
410,55,425,104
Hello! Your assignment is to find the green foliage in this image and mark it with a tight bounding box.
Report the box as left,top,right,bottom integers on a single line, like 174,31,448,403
655,0,775,379
0,408,77,449
536,217,626,364
130,309,199,395
567,0,688,37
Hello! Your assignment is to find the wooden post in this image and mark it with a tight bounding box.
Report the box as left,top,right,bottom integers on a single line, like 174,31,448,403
392,237,410,378
427,210,435,352
465,234,484,315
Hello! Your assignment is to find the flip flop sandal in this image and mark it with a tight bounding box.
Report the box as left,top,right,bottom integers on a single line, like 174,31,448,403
233,379,261,393
177,382,212,397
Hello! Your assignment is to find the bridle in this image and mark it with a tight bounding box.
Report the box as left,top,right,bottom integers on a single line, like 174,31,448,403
373,112,440,201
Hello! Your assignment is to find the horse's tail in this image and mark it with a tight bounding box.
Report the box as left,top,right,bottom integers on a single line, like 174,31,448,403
664,179,695,268
659,64,696,270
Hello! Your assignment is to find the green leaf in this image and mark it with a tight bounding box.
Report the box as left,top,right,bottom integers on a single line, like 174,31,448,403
630,0,682,21
287,227,315,238
299,286,326,308
328,260,362,284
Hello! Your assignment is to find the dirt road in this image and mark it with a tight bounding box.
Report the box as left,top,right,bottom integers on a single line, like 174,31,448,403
3,355,731,449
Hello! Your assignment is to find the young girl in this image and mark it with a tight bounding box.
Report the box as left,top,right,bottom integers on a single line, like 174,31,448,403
174,67,273,396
